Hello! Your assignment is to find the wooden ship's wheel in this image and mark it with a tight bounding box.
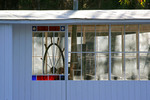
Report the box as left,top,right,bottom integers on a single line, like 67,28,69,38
42,37,65,74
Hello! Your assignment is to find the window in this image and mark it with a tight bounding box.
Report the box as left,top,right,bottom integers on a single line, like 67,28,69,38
68,24,150,80
32,24,150,81
139,24,150,80
32,26,65,81
68,25,109,80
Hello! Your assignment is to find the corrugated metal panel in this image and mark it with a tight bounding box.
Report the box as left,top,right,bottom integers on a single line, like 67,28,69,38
0,24,13,100
67,81,150,100
13,24,31,100
147,82,150,99
25,25,32,100
30,81,65,100
5,24,150,100
13,25,65,100
0,25,5,100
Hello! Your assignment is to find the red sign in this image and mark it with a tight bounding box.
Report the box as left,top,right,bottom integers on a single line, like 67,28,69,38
49,75,59,80
37,75,48,80
49,26,60,31
37,26,48,31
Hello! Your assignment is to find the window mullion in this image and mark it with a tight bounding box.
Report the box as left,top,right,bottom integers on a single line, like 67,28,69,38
81,25,83,80
42,32,44,74
65,25,69,81
109,24,111,80
94,25,96,80
124,25,126,80
53,32,55,74
122,25,125,80
137,24,140,80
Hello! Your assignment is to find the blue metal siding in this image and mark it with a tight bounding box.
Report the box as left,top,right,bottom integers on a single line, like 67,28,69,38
0,24,13,100
13,25,66,100
67,81,150,100
13,24,31,100
0,24,148,100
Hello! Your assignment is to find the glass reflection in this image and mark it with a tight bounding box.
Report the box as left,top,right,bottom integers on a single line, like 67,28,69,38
32,32,43,75
111,53,123,80
68,25,82,52
45,32,53,74
139,24,150,52
34,57,43,74
96,53,108,80
140,53,150,80
96,25,109,52
82,25,95,52
68,53,81,80
33,32,43,56
111,25,123,52
125,25,138,52
125,53,138,80
32,32,65,75
82,53,95,80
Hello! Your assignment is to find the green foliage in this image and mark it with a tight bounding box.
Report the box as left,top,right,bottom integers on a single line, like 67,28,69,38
140,0,146,8
119,0,146,8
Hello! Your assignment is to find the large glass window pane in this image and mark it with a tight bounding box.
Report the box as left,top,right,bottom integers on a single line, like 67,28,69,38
42,32,65,74
111,53,125,80
68,53,81,80
32,32,43,75
140,53,150,80
53,32,65,74
44,32,53,74
32,32,65,76
125,25,138,52
33,32,43,56
111,25,124,52
82,53,95,80
34,57,43,74
68,25,82,52
139,24,150,52
96,53,108,80
82,25,95,52
125,53,138,80
96,25,109,52
111,53,124,80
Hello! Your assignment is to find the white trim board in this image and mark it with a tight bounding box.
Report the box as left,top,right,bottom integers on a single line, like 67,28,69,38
1,19,150,24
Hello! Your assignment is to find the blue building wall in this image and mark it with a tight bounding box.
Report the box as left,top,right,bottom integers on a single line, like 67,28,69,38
0,24,150,100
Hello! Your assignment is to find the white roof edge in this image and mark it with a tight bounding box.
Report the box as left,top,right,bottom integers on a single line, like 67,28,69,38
0,10,150,21
1,19,150,25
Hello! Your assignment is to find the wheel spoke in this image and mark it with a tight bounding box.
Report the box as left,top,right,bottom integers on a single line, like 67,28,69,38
54,37,59,67
44,43,53,66
47,52,53,67
41,58,51,69
55,48,65,67
55,53,62,67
